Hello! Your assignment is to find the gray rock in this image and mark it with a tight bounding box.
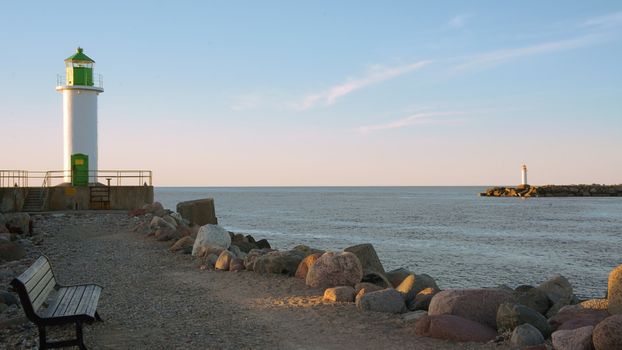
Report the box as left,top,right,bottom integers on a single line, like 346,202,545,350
323,286,356,302
356,288,406,313
497,302,551,337
385,268,413,288
408,287,439,311
229,258,245,272
343,243,385,274
537,274,574,317
396,274,439,303
228,245,242,258
360,270,392,288
510,323,545,348
514,285,551,315
192,224,231,255
176,198,218,226
254,250,306,276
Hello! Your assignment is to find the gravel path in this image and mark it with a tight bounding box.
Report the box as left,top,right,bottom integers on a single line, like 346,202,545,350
1,212,513,349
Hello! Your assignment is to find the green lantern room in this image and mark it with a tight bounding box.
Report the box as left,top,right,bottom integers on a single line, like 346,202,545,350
65,47,95,86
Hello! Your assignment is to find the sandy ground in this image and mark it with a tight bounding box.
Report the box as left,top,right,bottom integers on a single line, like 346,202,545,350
1,212,514,349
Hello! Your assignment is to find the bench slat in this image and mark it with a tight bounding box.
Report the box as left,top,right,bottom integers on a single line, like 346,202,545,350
24,261,51,292
74,285,95,316
32,276,57,311
63,285,86,316
28,270,55,307
17,256,48,284
42,287,69,318
84,286,102,317
53,286,77,317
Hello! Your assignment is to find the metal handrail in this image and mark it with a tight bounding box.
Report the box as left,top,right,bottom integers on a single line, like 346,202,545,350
56,74,104,89
0,169,152,188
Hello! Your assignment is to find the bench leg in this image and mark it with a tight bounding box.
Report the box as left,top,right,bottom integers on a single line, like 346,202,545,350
76,321,86,350
95,311,103,322
38,325,47,350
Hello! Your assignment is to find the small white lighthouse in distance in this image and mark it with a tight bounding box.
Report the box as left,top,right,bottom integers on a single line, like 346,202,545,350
521,164,528,186
56,48,104,183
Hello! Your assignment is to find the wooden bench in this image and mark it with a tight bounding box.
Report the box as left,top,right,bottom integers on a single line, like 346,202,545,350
10,255,103,349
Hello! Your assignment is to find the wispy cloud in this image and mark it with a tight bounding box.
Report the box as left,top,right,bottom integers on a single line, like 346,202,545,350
356,111,461,134
298,60,432,110
452,33,606,72
448,13,472,29
582,11,622,29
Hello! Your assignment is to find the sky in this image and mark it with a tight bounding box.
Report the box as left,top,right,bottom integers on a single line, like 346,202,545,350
0,1,621,186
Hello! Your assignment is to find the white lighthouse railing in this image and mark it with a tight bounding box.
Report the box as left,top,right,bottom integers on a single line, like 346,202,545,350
56,74,104,88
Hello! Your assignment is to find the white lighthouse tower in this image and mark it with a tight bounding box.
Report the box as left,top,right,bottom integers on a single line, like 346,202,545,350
521,164,528,186
56,48,103,184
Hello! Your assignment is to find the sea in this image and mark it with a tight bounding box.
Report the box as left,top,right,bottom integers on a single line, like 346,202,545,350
155,186,622,299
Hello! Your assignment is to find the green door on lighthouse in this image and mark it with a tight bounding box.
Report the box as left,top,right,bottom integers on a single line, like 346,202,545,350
71,154,89,186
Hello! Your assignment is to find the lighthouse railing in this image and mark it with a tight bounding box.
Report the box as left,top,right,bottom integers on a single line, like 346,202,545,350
0,170,152,187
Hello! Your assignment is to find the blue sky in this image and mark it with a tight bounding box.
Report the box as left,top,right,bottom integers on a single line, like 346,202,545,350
1,1,621,185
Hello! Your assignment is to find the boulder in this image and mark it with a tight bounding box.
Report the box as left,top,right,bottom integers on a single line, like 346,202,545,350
537,274,574,317
496,303,551,337
196,244,225,258
295,253,322,279
162,215,178,228
254,250,306,276
514,285,551,315
244,249,271,271
228,245,242,258
143,202,167,217
356,288,406,313
354,282,384,295
551,326,594,350
256,239,271,249
232,241,258,253
414,314,497,343
403,310,428,322
360,270,392,288
192,224,231,255
205,253,219,268
229,258,245,272
592,314,622,350
385,268,413,288
549,304,609,331
176,198,218,226
150,216,175,231
0,240,26,262
428,288,514,329
396,274,439,303
155,226,179,241
343,243,385,274
215,250,235,270
306,252,363,289
511,323,545,348
408,287,439,311
3,213,31,235
608,264,622,315
169,236,195,253
293,245,324,256
324,286,356,302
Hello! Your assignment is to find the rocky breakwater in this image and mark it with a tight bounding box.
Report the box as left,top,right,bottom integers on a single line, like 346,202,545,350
480,184,622,197
127,200,622,349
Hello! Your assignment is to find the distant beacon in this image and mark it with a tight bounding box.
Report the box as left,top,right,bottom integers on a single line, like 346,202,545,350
56,47,104,183
521,164,528,186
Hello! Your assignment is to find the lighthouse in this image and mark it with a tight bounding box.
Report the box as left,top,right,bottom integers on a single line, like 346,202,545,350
56,48,104,184
521,164,528,186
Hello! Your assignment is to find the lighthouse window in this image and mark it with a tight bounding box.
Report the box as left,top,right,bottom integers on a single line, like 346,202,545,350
72,62,93,68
